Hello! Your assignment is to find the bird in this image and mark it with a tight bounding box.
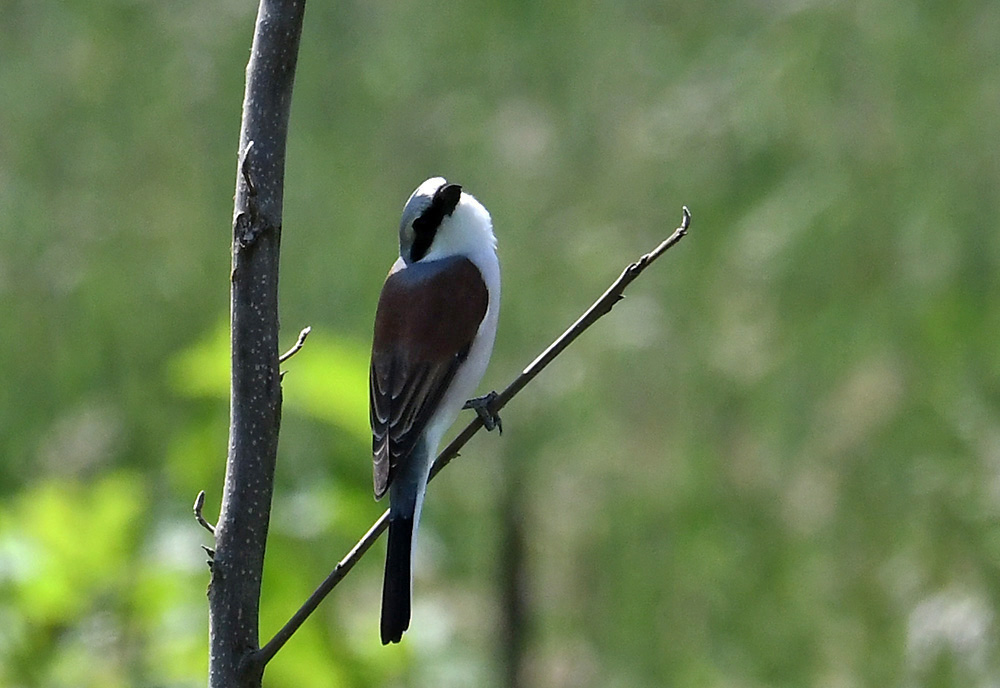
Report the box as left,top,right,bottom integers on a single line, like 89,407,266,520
369,177,501,644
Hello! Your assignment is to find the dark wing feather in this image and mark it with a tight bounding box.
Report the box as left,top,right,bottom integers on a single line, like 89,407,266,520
370,256,489,499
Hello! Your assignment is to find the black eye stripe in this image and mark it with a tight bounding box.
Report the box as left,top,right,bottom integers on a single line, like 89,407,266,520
413,184,462,233
410,183,462,261
410,229,434,262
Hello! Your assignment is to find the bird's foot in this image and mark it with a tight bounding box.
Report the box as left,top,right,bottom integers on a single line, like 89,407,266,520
464,391,502,434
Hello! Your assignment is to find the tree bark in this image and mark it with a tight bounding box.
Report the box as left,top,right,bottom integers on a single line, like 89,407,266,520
208,2,305,686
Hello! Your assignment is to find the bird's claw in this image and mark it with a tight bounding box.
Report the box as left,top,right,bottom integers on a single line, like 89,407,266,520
464,391,502,434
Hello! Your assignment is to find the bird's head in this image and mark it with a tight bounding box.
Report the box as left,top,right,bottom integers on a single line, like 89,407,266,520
398,177,495,264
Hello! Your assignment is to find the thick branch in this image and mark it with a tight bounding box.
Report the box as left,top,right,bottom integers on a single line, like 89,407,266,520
208,3,305,688
256,206,691,663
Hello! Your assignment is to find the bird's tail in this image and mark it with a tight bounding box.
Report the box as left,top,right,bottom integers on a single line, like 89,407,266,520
381,511,414,644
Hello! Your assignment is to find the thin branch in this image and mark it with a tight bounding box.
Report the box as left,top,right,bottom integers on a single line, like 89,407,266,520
194,490,216,535
279,326,312,363
255,512,390,666
430,205,691,480
255,206,691,664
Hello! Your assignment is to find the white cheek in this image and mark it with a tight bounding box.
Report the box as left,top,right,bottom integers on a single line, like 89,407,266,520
420,198,496,264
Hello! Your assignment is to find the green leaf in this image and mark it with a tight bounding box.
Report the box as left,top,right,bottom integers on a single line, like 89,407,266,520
0,473,145,623
169,320,370,441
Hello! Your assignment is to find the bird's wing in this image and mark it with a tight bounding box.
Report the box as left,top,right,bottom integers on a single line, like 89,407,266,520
370,256,489,499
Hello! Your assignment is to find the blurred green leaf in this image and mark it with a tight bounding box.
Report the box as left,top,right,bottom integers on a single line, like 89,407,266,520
0,473,144,624
170,320,370,441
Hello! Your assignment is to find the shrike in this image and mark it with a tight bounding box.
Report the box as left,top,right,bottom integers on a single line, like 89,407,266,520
369,177,500,644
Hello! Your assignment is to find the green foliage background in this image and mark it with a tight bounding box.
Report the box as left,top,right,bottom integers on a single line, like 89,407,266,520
2,1,999,686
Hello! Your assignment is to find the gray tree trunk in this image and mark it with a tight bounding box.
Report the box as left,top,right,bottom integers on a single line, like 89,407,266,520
208,2,306,686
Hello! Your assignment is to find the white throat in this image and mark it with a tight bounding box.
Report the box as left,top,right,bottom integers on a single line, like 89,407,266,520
421,194,495,261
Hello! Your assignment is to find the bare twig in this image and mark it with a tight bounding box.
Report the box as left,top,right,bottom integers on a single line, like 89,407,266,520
255,206,691,664
279,326,312,363
194,490,216,535
241,140,257,197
